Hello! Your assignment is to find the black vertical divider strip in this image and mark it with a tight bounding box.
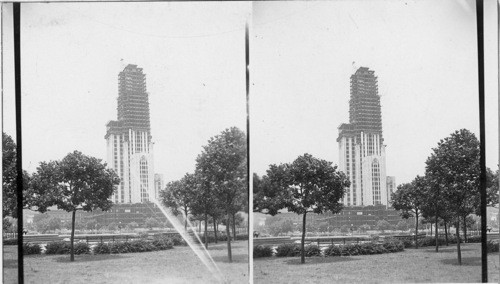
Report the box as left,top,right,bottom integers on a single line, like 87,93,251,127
13,2,24,283
475,0,487,282
245,21,250,259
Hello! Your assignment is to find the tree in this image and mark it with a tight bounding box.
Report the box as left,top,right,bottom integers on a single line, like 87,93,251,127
396,220,410,232
425,129,480,265
480,167,499,212
30,151,120,261
107,222,118,231
189,174,216,249
281,219,294,234
2,132,32,218
196,127,247,262
85,219,98,231
3,218,13,232
220,212,245,240
391,176,426,248
255,153,349,264
359,224,370,233
33,214,61,233
144,217,159,230
340,224,349,233
126,221,139,231
160,173,197,231
318,221,329,233
3,132,17,218
253,173,288,216
375,220,392,232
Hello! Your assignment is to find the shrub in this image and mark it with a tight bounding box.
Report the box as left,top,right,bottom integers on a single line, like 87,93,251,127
324,244,342,256
129,239,156,252
138,232,150,240
93,242,111,254
23,243,41,255
382,240,404,253
253,245,273,258
45,241,71,255
3,238,17,246
304,245,322,257
171,235,188,246
465,235,481,243
235,234,249,241
74,241,90,255
152,237,174,250
109,242,132,254
487,240,499,253
275,243,300,257
324,240,402,257
399,237,415,248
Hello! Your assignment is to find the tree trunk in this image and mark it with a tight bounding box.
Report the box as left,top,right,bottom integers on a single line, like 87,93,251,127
444,221,449,246
301,212,307,264
198,220,201,234
232,213,237,242
184,207,188,231
415,214,419,249
430,222,432,236
70,210,76,262
435,217,439,252
204,213,208,248
226,212,232,263
462,215,468,243
213,218,218,244
456,219,462,265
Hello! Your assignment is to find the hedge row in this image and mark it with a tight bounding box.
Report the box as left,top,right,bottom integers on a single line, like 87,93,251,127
23,237,176,255
396,235,483,248
45,241,90,255
93,239,173,254
23,243,42,255
324,241,404,256
3,239,18,246
487,240,499,253
254,240,405,258
196,233,249,244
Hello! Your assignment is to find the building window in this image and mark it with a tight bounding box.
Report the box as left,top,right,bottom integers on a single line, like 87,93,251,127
140,156,149,202
372,159,380,205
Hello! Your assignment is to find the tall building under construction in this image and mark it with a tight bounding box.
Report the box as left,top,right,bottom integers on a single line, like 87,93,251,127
105,64,159,204
338,67,395,206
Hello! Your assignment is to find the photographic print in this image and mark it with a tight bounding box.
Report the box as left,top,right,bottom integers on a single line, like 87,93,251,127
251,1,498,283
2,2,250,283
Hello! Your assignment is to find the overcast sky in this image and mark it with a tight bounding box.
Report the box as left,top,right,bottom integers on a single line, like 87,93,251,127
2,1,498,187
250,0,498,184
2,2,250,183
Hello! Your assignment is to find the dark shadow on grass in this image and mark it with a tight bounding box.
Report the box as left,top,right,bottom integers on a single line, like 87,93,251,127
54,254,132,263
421,247,476,254
210,253,249,263
440,256,481,266
3,259,18,269
282,256,359,265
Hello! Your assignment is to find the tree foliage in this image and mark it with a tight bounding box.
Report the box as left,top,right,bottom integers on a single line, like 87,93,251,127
375,220,393,232
255,153,349,263
425,129,480,264
160,173,197,230
29,150,120,261
2,132,31,218
391,176,427,247
144,217,160,229
195,127,247,262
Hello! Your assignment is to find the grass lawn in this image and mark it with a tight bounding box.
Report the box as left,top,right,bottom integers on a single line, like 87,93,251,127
4,241,248,284
254,243,499,283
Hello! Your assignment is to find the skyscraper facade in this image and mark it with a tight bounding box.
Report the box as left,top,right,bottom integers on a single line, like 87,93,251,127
338,67,394,206
105,64,158,204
